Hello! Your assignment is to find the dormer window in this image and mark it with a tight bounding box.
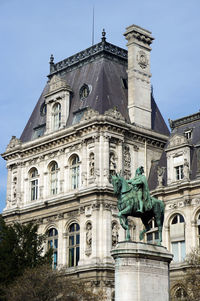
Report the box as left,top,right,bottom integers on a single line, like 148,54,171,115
184,130,192,140
79,84,90,100
175,165,183,180
52,103,61,130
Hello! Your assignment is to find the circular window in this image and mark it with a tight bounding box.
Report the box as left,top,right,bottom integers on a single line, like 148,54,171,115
40,102,47,116
79,84,90,100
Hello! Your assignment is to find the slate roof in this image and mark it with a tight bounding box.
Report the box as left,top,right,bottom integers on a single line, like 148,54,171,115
148,112,200,190
20,36,169,143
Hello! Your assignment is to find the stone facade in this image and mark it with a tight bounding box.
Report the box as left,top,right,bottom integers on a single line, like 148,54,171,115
3,24,198,300
148,112,200,300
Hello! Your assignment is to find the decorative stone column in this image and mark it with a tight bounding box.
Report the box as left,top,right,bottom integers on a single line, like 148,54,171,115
111,241,173,301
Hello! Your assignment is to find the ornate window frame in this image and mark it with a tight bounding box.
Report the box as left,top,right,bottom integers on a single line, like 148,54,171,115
48,161,59,195
68,223,80,267
69,154,80,189
52,102,61,130
170,213,186,262
47,227,58,269
29,167,39,201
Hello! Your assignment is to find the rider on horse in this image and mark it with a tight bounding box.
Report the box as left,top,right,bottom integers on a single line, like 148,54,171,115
128,166,152,213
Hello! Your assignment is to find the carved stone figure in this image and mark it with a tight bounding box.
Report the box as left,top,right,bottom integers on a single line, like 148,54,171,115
89,153,95,176
112,166,165,245
183,158,190,181
12,176,17,201
6,136,21,151
109,153,117,182
86,223,92,250
112,223,119,247
123,145,131,179
157,166,166,187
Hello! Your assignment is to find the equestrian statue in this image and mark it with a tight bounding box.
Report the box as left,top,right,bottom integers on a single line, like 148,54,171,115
112,166,165,245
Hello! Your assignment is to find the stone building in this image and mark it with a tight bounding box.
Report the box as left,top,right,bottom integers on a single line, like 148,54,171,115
2,24,198,300
148,112,200,300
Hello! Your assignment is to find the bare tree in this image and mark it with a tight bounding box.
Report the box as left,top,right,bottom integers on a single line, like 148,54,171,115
171,248,200,301
5,265,106,301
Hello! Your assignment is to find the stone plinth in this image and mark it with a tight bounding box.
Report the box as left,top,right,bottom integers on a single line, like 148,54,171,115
111,241,173,301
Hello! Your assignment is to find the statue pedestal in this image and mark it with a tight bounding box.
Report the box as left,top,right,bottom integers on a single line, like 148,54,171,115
111,241,173,301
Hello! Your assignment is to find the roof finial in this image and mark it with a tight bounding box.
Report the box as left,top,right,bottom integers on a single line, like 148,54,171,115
49,54,54,64
49,54,54,73
101,28,106,42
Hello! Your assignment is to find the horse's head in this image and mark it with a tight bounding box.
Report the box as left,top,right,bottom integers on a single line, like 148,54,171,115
111,174,122,195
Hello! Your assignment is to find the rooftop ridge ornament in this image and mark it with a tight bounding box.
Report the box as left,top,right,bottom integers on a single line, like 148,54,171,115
48,41,127,77
101,28,106,42
49,54,55,73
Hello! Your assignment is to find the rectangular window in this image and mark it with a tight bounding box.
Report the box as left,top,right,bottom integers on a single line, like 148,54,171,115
185,130,192,139
51,172,58,195
171,241,186,262
175,165,183,180
31,179,38,200
72,166,79,189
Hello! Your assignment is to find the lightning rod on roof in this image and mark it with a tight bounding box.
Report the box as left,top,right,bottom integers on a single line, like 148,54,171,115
92,6,94,45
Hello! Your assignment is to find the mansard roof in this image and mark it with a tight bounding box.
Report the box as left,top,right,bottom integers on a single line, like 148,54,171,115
20,36,169,143
148,112,200,190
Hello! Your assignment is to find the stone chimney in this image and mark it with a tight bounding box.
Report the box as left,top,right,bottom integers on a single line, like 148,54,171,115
124,25,154,129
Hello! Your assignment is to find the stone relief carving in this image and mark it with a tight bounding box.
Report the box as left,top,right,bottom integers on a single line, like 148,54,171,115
81,172,87,186
137,50,148,69
48,75,70,93
123,145,131,179
6,136,21,151
157,166,166,187
167,134,188,149
112,222,119,247
85,222,92,256
82,108,99,121
104,107,125,121
94,168,100,184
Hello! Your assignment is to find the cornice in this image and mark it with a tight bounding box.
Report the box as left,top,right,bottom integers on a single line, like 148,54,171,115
2,111,168,162
151,178,200,198
2,186,116,220
169,111,200,130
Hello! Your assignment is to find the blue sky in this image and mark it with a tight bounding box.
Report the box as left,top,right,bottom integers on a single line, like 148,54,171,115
1,0,200,213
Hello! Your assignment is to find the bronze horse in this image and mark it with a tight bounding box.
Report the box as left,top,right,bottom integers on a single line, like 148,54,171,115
112,173,165,245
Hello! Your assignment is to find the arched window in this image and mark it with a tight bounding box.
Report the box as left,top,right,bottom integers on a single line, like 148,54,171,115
197,213,200,246
49,161,58,195
170,214,186,262
172,286,187,301
146,219,159,244
47,228,58,269
52,103,61,130
29,168,38,201
68,223,80,267
70,155,80,189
